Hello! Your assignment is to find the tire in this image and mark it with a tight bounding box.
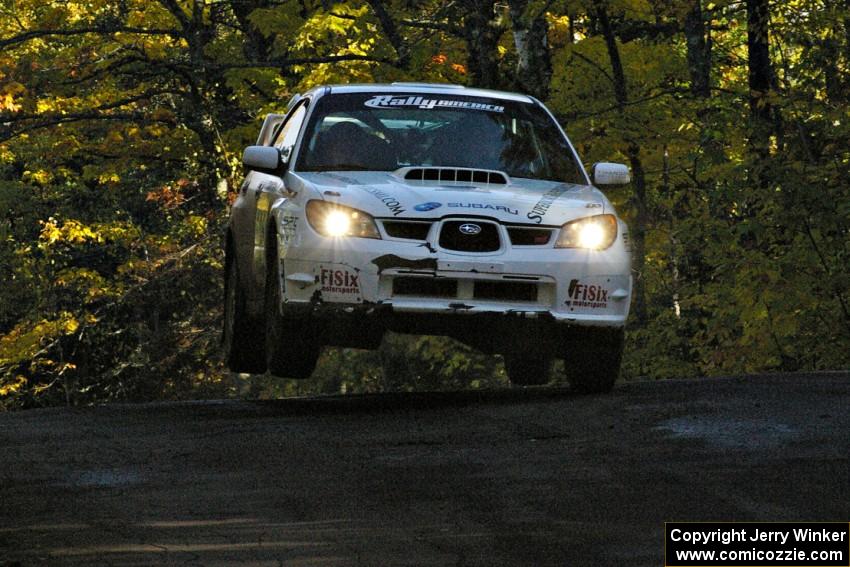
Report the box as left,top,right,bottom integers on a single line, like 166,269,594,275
264,241,320,379
564,327,624,394
504,354,553,386
223,248,267,374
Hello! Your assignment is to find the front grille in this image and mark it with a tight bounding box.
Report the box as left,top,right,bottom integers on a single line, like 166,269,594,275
383,220,433,240
393,277,457,298
439,221,500,252
474,281,538,302
507,227,553,246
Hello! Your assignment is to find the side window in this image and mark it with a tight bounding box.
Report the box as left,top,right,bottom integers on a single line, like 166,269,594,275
273,103,308,150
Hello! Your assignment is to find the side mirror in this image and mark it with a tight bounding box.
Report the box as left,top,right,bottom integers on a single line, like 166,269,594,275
243,146,283,173
591,162,630,186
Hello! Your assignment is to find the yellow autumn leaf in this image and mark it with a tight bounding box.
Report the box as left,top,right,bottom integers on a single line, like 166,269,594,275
0,376,27,397
64,317,79,334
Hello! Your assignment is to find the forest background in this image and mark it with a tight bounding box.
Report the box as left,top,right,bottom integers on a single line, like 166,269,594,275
1,0,848,408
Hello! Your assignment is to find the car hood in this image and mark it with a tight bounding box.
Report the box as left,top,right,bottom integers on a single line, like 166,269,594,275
293,170,610,226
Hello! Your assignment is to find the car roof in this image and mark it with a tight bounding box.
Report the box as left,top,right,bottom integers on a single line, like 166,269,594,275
303,83,536,104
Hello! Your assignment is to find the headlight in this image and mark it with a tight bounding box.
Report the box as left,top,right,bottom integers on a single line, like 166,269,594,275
306,200,381,239
554,214,618,250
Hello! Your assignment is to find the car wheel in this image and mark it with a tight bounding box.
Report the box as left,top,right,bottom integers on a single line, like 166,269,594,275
223,250,267,374
503,355,553,386
564,327,624,394
264,242,320,379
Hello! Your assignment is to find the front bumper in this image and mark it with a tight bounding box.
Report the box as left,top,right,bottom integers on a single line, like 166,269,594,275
277,218,632,328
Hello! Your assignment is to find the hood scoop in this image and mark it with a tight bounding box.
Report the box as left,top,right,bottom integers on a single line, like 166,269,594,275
398,167,509,185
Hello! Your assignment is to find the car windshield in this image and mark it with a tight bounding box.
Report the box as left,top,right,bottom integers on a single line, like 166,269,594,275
296,92,586,183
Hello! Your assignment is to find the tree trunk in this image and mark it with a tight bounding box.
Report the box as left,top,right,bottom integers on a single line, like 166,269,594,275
844,0,850,64
595,0,648,324
156,0,232,207
683,0,711,98
818,1,847,104
596,3,627,106
366,0,409,67
230,0,277,63
746,0,773,148
460,0,502,89
742,0,776,238
507,0,551,99
626,146,649,324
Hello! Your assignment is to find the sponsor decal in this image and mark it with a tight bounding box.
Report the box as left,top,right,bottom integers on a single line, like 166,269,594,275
280,215,298,245
565,279,609,309
448,202,518,215
414,202,442,212
527,185,569,224
364,95,505,113
459,223,482,235
372,255,438,274
319,267,360,295
361,187,406,216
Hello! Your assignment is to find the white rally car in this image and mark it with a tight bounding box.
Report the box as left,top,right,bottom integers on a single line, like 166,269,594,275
224,83,632,392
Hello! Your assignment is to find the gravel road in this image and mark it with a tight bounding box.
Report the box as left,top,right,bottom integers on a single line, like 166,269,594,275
1,372,848,566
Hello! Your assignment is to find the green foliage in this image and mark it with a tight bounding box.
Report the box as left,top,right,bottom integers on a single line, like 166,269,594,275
1,0,848,409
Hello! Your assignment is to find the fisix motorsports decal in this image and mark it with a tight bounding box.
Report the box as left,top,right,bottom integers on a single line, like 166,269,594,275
566,279,609,309
318,264,362,302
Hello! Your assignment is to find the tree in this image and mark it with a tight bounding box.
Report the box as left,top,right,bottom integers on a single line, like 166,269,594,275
508,0,552,99
2,0,849,409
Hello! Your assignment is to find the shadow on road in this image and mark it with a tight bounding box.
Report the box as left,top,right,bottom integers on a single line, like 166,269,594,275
1,373,847,566
100,383,584,419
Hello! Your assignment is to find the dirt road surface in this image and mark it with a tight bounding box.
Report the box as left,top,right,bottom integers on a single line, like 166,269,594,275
1,372,848,566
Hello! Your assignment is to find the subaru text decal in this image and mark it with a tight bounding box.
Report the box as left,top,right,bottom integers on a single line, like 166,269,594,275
527,185,568,224
448,202,517,215
414,202,442,212
361,187,405,216
364,95,505,113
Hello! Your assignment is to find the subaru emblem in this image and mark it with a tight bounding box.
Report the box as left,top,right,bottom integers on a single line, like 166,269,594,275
414,202,442,212
459,223,482,235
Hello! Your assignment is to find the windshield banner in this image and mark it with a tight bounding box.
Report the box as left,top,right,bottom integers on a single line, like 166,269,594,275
364,95,505,113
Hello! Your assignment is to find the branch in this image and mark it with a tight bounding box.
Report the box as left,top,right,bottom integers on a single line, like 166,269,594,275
58,54,154,86
155,0,192,31
400,18,460,34
568,88,689,119
0,112,174,144
0,89,181,143
398,0,462,35
1,89,179,124
214,54,397,69
570,51,614,87
533,0,556,21
366,0,409,65
0,26,181,49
